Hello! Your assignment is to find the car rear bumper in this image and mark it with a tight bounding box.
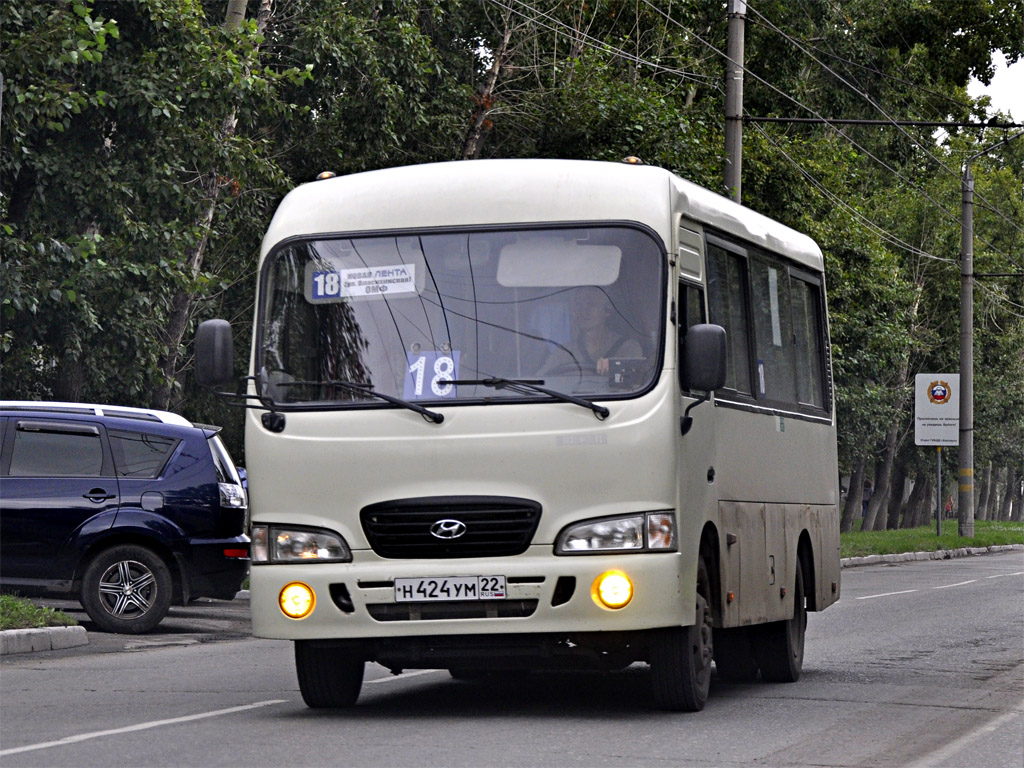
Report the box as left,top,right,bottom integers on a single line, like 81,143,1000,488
184,535,250,600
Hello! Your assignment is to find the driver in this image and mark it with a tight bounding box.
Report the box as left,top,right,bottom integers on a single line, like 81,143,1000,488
545,286,642,375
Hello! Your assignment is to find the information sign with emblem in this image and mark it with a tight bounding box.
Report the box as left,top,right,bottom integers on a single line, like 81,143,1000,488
914,373,960,446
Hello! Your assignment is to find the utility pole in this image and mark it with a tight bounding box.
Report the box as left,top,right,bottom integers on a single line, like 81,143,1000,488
724,0,746,204
958,165,974,537
958,130,1024,537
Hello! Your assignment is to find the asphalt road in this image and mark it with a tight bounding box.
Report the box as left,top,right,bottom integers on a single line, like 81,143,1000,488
1,552,1021,768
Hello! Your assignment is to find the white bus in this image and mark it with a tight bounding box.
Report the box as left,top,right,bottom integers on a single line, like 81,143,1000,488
197,159,840,711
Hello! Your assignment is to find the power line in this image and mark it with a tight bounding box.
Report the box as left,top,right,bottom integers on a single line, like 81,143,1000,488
489,0,717,85
744,0,1024,241
639,0,1023,258
744,117,1023,129
636,0,977,236
495,1,1021,272
497,0,948,263
748,121,955,264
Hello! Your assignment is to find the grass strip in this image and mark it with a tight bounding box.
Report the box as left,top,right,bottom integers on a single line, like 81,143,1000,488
841,520,1024,559
0,594,79,631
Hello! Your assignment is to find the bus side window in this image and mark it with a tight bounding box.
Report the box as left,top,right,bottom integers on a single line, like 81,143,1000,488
706,244,752,396
791,273,826,408
750,256,797,403
679,280,706,329
678,280,706,392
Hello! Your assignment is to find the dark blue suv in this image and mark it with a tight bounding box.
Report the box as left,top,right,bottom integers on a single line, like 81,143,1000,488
0,402,250,633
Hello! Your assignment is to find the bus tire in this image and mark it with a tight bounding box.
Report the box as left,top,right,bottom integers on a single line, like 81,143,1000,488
650,556,713,711
755,561,807,682
295,641,364,707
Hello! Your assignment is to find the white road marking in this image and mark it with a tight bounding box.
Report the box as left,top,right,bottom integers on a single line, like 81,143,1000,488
932,580,977,589
856,570,1022,600
856,589,919,600
366,669,440,684
904,705,1023,768
0,699,287,757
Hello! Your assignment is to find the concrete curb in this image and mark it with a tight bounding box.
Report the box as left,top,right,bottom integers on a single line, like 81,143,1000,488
3,549,1021,656
0,625,88,656
840,543,1024,568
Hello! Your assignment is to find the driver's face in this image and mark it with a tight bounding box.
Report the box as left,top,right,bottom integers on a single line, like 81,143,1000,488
570,288,610,331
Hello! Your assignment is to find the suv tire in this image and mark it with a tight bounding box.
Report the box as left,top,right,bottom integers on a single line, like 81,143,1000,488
81,544,172,634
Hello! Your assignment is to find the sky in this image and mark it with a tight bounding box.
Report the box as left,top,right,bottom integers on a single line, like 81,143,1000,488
967,51,1023,122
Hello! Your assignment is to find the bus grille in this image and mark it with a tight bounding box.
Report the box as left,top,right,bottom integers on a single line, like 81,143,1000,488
360,496,542,559
367,600,538,622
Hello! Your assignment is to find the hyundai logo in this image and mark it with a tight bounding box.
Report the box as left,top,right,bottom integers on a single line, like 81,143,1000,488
430,519,467,540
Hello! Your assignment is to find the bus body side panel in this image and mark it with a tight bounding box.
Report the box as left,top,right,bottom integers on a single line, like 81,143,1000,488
717,501,839,626
710,405,839,626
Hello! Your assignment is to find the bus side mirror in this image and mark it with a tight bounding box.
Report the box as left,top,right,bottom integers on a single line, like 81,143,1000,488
682,323,727,392
195,319,235,388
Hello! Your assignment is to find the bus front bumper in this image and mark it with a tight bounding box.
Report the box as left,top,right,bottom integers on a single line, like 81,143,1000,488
249,548,693,641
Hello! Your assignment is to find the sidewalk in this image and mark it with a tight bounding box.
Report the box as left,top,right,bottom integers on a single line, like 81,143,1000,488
3,547,1021,656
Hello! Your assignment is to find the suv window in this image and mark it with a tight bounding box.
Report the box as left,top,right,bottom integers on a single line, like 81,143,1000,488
8,422,104,477
207,434,241,484
109,430,179,478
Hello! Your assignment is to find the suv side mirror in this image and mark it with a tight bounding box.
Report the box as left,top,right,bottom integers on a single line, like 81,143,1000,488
681,323,727,392
196,319,235,388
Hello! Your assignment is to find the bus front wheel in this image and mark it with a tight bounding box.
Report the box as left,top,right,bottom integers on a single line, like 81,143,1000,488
650,556,713,711
294,641,365,708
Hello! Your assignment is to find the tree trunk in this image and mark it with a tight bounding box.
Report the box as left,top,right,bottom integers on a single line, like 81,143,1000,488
1000,467,1018,522
885,460,907,529
921,481,937,528
990,467,1005,521
4,166,38,225
1013,468,1024,523
901,473,925,528
462,20,512,160
976,462,992,521
863,425,898,531
53,356,84,402
151,0,272,411
840,457,866,533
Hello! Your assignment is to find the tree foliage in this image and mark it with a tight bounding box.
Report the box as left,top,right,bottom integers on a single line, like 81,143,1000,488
2,0,1022,518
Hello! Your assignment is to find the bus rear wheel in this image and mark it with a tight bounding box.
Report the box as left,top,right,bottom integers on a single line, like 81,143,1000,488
295,641,365,708
755,561,807,682
650,556,713,711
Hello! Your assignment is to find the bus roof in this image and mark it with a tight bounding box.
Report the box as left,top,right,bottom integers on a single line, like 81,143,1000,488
262,159,824,272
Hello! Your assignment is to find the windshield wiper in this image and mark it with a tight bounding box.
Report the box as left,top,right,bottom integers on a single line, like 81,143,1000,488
272,379,444,424
453,377,609,420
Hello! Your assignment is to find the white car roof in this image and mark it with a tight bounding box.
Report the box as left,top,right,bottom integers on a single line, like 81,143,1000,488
0,401,194,427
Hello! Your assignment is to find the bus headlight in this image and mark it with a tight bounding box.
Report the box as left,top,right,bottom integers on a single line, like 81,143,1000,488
555,512,677,554
251,525,352,564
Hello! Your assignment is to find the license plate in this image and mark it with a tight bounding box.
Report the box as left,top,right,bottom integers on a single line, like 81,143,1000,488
394,576,506,603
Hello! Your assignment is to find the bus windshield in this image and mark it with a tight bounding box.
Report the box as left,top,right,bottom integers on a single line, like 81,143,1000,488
257,226,665,409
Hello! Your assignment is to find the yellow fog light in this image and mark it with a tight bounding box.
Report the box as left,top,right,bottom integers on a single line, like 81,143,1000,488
591,570,633,609
279,582,316,619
